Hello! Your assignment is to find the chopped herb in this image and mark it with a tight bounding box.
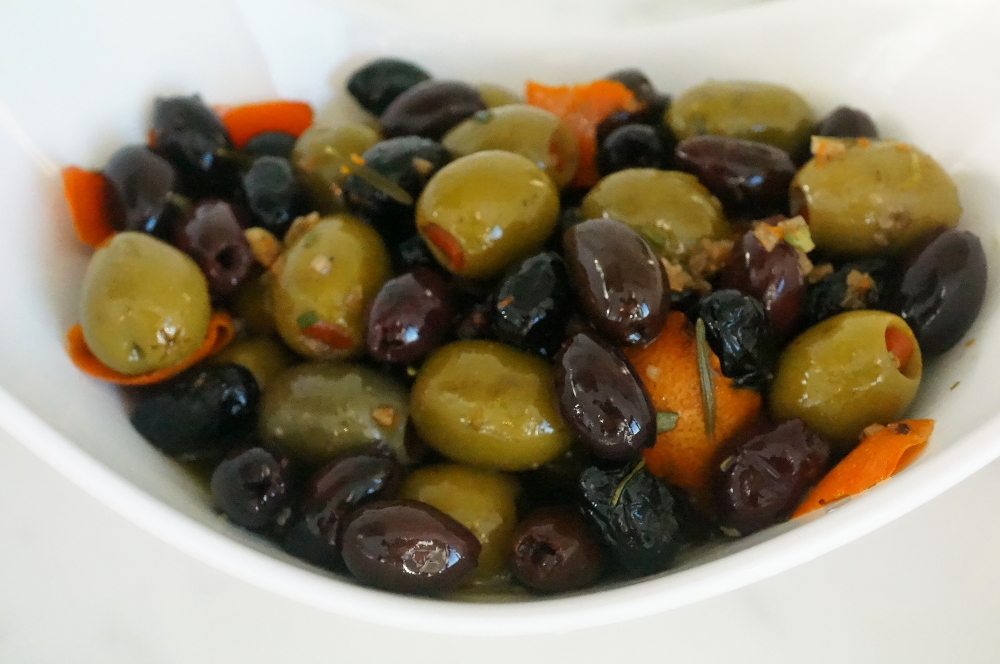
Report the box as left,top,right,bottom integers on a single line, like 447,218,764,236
695,317,716,440
656,411,679,434
296,310,319,329
950,380,961,391
611,459,646,507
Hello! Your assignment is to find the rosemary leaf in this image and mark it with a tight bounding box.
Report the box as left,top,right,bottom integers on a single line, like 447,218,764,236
695,317,716,440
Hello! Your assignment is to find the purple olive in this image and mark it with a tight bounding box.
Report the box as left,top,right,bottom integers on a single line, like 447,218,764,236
816,106,879,139
366,268,453,364
173,200,254,300
510,507,606,593
340,500,481,594
102,145,179,237
379,80,485,140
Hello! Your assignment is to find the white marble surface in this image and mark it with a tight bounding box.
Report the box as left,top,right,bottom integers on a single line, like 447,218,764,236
3,426,999,663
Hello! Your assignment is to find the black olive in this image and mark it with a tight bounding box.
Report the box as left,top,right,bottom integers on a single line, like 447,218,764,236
578,464,682,575
367,268,454,364
815,106,879,139
510,507,606,593
491,252,572,358
102,145,181,237
697,290,778,389
241,156,306,238
379,80,485,140
129,364,259,458
802,258,896,327
347,58,432,116
597,124,670,175
211,447,292,532
242,131,297,159
172,200,254,300
151,95,238,195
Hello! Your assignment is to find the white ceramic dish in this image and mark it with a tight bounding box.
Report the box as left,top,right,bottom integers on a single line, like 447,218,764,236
1,0,999,636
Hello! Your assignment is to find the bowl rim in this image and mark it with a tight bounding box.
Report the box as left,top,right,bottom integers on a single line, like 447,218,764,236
4,381,1000,635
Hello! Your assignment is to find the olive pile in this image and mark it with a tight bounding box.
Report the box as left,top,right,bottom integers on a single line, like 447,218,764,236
74,57,988,597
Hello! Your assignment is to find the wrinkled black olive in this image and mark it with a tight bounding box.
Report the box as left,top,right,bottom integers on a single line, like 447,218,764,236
803,258,896,327
697,290,778,388
492,252,572,357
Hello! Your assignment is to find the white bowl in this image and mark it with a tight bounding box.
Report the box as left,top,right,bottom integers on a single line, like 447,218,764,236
1,0,999,636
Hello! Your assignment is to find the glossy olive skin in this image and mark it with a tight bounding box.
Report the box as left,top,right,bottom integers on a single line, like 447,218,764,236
416,150,559,279
563,218,669,345
214,336,295,390
366,268,454,364
666,81,815,155
411,341,572,471
400,464,520,581
770,311,923,450
293,124,380,212
243,131,297,159
271,214,391,359
173,200,254,300
491,252,572,357
597,124,669,175
555,332,656,462
509,507,606,593
342,136,451,243
151,95,237,195
896,229,987,356
791,140,961,256
579,169,729,263
697,290,777,388
715,420,829,535
674,135,795,215
103,145,179,236
211,447,292,532
816,106,878,139
720,227,805,339
346,58,431,115
130,364,259,458
341,500,482,595
282,454,403,570
442,104,579,188
242,156,306,238
260,362,411,465
379,80,486,140
578,464,682,575
80,232,211,375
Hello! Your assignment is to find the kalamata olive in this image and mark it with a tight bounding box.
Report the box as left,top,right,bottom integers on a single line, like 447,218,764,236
578,463,682,575
555,332,656,462
243,131,297,159
895,229,987,356
367,267,453,363
151,95,238,195
102,145,180,236
173,200,254,300
342,136,451,243
211,447,292,532
492,252,572,357
346,58,432,116
241,156,306,238
720,226,805,338
510,507,606,593
697,290,777,388
130,364,259,458
282,454,403,570
379,80,485,140
674,135,795,215
340,500,481,594
597,124,669,175
816,106,879,139
563,218,669,345
715,420,830,535
802,258,896,327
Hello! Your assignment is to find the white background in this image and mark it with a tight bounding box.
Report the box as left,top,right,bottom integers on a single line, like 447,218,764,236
3,426,999,663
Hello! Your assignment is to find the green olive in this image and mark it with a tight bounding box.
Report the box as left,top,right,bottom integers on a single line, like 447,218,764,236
791,140,962,257
230,272,276,335
476,83,522,108
667,81,814,154
214,336,296,390
411,340,572,471
416,151,559,279
770,311,923,451
442,104,579,187
400,464,520,582
293,123,380,211
271,214,391,359
579,169,730,262
79,232,210,375
260,361,411,464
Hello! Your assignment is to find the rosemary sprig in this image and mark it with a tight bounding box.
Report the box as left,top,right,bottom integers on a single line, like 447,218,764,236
695,317,716,440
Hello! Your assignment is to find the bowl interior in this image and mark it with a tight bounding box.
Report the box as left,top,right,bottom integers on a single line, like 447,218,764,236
2,0,1000,635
